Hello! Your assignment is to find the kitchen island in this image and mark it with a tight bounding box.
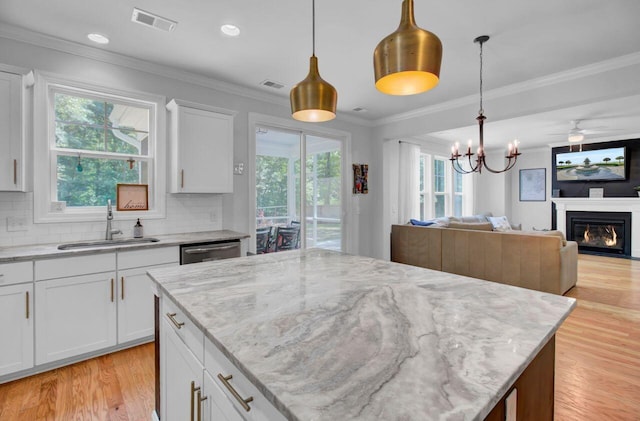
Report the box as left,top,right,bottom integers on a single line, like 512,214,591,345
148,249,576,420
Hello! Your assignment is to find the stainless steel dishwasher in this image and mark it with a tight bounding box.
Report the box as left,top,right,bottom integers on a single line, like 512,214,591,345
180,240,241,264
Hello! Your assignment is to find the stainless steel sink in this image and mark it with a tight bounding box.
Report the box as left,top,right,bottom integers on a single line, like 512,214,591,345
57,238,160,250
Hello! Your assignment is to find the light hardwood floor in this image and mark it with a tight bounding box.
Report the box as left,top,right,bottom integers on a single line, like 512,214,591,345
0,254,638,420
556,254,640,420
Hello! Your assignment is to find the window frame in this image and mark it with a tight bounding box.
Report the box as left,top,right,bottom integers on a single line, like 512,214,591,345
34,72,166,223
433,156,449,218
419,152,472,220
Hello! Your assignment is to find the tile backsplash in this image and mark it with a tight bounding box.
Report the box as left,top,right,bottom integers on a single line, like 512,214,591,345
0,192,223,247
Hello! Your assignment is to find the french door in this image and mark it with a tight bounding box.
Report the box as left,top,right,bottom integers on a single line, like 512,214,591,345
255,126,344,251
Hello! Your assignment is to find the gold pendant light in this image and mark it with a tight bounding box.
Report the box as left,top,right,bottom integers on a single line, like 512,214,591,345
373,0,442,95
290,0,337,122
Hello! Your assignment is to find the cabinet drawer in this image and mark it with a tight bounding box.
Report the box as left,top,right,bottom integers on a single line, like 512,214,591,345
204,338,286,421
118,246,179,269
0,261,32,286
35,253,115,280
161,295,204,363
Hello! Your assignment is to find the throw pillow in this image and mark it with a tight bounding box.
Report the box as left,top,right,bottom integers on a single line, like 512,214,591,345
409,219,435,227
488,216,513,232
448,221,494,231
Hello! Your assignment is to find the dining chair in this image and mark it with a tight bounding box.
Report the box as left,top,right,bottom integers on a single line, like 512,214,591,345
275,226,300,251
256,227,271,254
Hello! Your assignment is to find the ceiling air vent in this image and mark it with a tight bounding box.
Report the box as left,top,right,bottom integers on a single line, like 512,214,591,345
353,107,368,113
260,80,285,90
131,8,177,32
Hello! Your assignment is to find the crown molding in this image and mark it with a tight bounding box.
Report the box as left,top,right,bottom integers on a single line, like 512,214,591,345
374,51,640,127
0,23,372,127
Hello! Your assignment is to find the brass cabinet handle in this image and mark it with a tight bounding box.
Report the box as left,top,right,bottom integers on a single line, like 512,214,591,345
197,389,207,421
121,276,125,300
110,278,114,302
181,169,184,188
13,159,17,185
217,374,253,412
26,291,29,319
190,381,201,421
166,312,185,329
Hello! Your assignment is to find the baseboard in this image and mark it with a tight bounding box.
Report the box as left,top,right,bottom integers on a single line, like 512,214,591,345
0,336,154,384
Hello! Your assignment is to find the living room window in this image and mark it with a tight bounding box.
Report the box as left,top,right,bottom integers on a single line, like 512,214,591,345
433,158,447,217
453,171,463,217
419,153,470,219
34,73,166,222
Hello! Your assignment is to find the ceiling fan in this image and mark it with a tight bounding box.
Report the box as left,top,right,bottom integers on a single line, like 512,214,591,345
567,120,585,142
554,119,618,142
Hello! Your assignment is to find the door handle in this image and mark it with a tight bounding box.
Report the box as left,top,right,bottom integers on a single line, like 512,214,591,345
217,373,253,412
183,244,238,254
110,278,114,302
166,312,185,329
190,381,201,421
26,291,29,319
13,159,17,185
121,276,125,300
181,169,184,189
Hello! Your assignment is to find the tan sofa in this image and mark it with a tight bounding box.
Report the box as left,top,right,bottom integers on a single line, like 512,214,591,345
391,224,578,295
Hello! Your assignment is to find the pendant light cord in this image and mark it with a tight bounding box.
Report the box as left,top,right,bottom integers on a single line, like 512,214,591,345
479,39,484,115
312,0,316,56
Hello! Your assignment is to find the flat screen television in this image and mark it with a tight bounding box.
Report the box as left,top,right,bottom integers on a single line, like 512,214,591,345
555,146,626,181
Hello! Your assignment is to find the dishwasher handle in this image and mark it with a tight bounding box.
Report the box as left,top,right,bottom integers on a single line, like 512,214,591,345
183,244,239,254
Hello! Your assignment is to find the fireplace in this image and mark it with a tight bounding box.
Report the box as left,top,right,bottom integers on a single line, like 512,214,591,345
566,211,631,256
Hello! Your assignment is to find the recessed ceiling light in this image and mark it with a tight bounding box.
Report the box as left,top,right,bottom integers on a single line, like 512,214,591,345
87,33,110,45
220,24,240,37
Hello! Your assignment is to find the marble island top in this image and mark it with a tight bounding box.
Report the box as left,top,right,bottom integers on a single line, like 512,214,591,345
147,249,576,421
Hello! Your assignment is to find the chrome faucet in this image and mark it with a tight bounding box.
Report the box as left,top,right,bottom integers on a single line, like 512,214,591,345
105,199,122,240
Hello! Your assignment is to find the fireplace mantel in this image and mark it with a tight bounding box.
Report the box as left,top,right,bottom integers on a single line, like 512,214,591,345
552,198,640,258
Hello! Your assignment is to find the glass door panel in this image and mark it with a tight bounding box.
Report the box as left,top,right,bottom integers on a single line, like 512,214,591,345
255,128,343,252
255,127,301,252
304,135,342,251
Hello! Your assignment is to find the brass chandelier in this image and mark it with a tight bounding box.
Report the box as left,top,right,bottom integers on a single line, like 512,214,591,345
373,0,442,95
290,0,337,122
450,36,521,174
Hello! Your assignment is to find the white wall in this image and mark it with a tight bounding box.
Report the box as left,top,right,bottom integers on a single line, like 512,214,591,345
0,35,374,253
475,168,508,218
507,148,553,230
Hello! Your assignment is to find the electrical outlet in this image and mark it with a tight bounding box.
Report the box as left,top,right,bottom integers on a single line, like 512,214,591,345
233,162,244,175
51,201,67,212
7,216,28,232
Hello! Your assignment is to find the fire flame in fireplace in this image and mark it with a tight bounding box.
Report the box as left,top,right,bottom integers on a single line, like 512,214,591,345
583,224,617,247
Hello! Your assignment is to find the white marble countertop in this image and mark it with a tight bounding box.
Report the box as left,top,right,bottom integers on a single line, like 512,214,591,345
0,230,249,262
147,249,576,421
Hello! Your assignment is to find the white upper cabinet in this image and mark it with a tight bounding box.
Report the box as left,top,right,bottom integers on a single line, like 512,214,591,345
0,69,32,192
167,99,235,193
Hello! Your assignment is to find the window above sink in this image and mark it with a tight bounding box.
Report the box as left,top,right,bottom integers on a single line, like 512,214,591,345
33,71,167,223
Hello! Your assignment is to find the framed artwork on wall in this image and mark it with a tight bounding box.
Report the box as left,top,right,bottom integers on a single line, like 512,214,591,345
353,164,368,194
519,168,546,202
116,183,149,211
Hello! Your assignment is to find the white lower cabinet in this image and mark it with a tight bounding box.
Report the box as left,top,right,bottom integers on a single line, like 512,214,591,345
204,337,286,421
0,283,33,376
35,272,117,364
161,315,205,421
203,370,244,421
117,267,154,343
160,292,286,421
